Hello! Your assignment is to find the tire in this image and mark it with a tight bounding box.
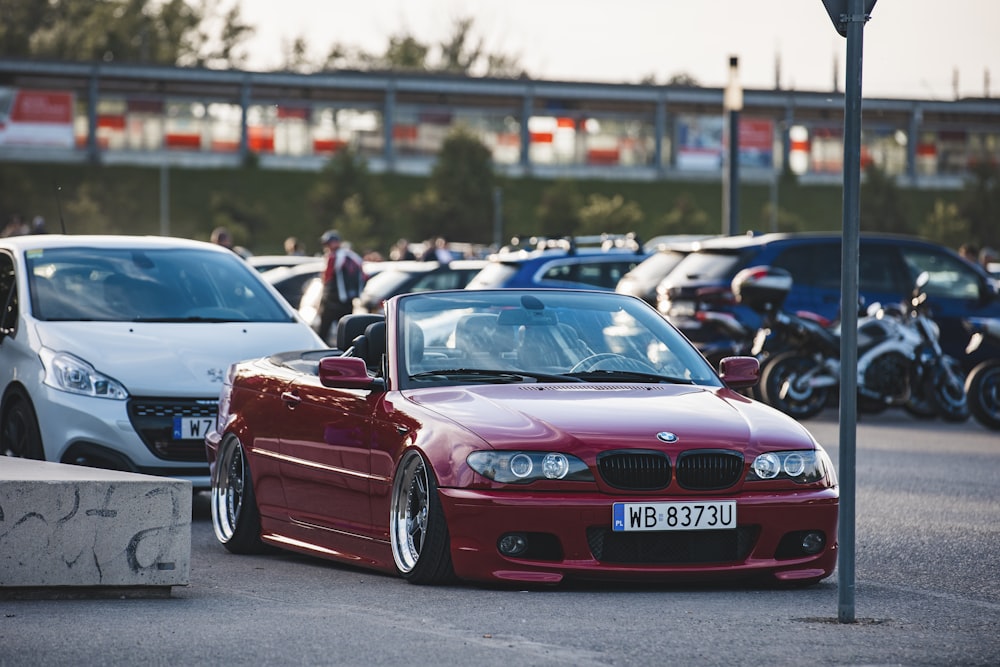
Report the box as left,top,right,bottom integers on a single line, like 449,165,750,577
211,436,266,554
929,357,970,423
966,361,1000,430
759,351,830,420
1,391,45,460
390,450,456,585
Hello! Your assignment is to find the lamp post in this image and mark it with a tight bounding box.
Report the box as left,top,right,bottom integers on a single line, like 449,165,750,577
722,56,743,236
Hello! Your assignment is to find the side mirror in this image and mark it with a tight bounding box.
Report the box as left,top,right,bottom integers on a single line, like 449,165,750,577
718,356,759,390
319,356,381,390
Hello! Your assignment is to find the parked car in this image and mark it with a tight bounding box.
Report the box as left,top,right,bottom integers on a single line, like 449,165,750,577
655,232,1000,369
466,234,651,291
260,259,325,308
0,235,325,488
616,238,708,305
354,259,488,314
247,254,320,273
207,288,838,586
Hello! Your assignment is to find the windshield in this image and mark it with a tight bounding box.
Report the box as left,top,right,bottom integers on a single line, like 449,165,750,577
397,290,721,389
27,246,294,322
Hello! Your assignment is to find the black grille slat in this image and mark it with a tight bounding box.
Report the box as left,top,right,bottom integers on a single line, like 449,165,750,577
587,526,758,564
128,397,218,462
598,451,671,490
676,451,744,490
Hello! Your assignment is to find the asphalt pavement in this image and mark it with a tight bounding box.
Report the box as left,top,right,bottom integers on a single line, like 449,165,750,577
1,408,998,667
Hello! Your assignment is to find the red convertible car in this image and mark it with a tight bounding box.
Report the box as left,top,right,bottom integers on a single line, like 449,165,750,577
206,289,838,586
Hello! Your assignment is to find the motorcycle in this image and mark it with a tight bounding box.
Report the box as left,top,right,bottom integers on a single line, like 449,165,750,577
757,272,968,421
963,317,1000,430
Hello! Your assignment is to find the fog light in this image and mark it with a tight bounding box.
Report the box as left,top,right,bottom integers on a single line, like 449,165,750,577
801,531,825,555
498,533,528,556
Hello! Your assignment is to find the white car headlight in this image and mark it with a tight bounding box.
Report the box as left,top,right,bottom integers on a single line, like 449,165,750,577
40,348,129,400
746,447,835,484
467,451,592,484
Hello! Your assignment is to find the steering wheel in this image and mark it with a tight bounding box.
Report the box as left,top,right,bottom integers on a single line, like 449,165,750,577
569,353,658,374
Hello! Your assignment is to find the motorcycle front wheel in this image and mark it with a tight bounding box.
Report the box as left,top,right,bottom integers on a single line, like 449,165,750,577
760,351,830,420
965,360,1000,430
927,356,970,423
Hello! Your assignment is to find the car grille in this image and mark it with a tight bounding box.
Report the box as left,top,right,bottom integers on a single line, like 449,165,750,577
675,451,744,490
129,397,218,462
598,451,671,490
587,526,758,564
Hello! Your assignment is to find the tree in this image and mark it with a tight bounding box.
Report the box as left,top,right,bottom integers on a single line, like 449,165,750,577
535,180,583,237
408,127,495,243
860,163,911,234
307,147,387,252
0,0,253,68
322,16,522,77
655,194,713,235
576,194,644,236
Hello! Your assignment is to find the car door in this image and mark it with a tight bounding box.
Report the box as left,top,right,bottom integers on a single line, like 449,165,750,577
277,373,375,533
895,242,1000,365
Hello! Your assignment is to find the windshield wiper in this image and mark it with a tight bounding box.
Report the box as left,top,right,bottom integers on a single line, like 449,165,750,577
409,368,585,383
567,370,696,384
132,316,250,323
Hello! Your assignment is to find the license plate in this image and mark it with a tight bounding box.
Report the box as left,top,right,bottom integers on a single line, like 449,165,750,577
612,501,736,532
172,416,215,440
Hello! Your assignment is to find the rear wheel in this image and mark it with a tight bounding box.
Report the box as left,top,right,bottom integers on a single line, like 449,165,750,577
390,450,455,585
760,351,830,420
211,436,266,554
1,392,45,460
966,361,1000,430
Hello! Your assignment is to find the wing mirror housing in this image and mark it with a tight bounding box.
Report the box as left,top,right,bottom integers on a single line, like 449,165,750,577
718,356,759,390
319,356,383,390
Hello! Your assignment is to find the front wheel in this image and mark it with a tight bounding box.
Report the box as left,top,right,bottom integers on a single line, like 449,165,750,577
390,450,456,585
211,436,266,554
966,361,1000,430
759,351,830,420
928,357,970,423
1,392,45,460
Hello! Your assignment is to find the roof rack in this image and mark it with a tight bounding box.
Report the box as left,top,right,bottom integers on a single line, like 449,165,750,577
502,233,643,255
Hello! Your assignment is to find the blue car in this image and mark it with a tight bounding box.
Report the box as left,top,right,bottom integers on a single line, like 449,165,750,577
466,234,651,291
655,232,1000,369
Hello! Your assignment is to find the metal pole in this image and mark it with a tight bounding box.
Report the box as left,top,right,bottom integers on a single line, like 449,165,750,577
159,163,169,236
723,56,742,236
838,0,867,624
493,186,503,249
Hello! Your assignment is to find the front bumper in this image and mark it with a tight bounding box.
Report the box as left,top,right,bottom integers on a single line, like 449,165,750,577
439,487,838,585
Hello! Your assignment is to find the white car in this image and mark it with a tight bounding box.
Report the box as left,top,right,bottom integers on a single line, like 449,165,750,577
0,235,325,488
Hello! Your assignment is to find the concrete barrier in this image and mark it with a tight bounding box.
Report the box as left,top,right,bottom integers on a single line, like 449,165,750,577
0,458,190,594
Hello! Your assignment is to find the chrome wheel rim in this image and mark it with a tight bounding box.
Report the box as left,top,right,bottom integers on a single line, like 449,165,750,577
391,452,429,573
211,439,246,544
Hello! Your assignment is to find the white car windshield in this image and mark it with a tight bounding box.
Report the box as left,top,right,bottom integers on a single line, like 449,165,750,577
26,246,293,322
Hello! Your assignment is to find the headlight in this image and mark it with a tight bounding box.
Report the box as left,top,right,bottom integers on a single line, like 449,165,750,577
467,451,593,484
746,448,834,484
39,348,129,400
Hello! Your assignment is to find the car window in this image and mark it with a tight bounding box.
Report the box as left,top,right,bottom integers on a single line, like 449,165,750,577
466,261,518,289
627,250,688,283
771,242,841,289
664,250,743,284
412,270,466,292
26,247,293,322
0,251,16,335
898,246,982,299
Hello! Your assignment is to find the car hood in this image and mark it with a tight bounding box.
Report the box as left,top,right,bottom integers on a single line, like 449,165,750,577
35,321,323,397
407,383,814,452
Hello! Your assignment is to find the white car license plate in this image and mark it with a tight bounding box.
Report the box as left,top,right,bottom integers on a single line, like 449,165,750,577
612,501,736,532
172,416,215,440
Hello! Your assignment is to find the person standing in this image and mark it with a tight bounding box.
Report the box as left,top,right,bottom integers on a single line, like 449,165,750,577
317,229,365,344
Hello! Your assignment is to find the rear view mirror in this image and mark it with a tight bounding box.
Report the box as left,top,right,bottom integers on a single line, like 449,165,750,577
319,356,381,389
496,309,557,326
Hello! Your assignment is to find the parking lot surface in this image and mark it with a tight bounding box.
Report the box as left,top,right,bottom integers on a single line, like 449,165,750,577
2,409,998,666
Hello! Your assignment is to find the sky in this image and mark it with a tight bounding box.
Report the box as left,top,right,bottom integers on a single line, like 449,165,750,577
235,0,1000,101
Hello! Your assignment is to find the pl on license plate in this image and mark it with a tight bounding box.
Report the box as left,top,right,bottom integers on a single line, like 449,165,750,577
172,416,215,440
612,501,736,532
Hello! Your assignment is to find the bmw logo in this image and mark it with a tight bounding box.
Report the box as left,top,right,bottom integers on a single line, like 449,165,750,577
656,432,678,443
